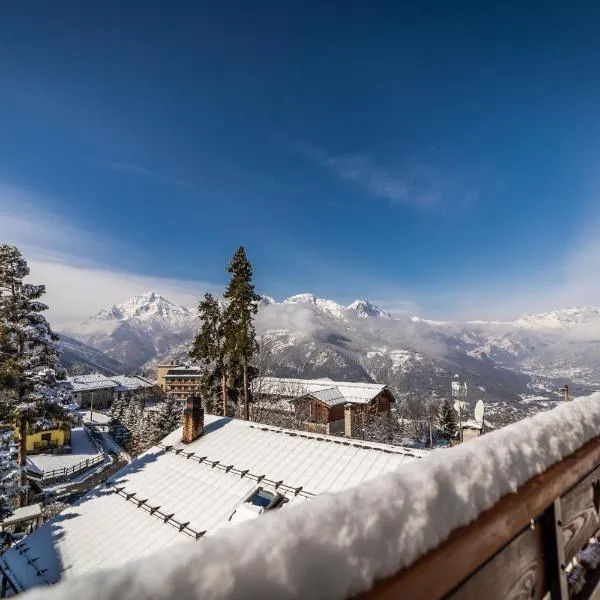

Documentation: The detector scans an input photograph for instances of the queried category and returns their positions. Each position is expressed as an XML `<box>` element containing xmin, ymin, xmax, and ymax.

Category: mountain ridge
<box><xmin>59</xmin><ymin>292</ymin><xmax>600</xmax><ymax>423</ymax></box>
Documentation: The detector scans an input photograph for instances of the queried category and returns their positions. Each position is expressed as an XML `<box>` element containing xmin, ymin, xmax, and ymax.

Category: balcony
<box><xmin>19</xmin><ymin>392</ymin><xmax>600</xmax><ymax>600</ymax></box>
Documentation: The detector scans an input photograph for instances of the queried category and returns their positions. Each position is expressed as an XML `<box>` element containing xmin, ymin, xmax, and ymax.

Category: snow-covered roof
<box><xmin>68</xmin><ymin>374</ymin><xmax>155</xmax><ymax>393</ymax></box>
<box><xmin>0</xmin><ymin>504</ymin><xmax>41</xmax><ymax>529</ymax></box>
<box><xmin>108</xmin><ymin>376</ymin><xmax>155</xmax><ymax>391</ymax></box>
<box><xmin>18</xmin><ymin>392</ymin><xmax>600</xmax><ymax>600</ymax></box>
<box><xmin>68</xmin><ymin>374</ymin><xmax>118</xmax><ymax>392</ymax></box>
<box><xmin>307</xmin><ymin>387</ymin><xmax>347</xmax><ymax>407</ymax></box>
<box><xmin>256</xmin><ymin>377</ymin><xmax>391</xmax><ymax>406</ymax></box>
<box><xmin>0</xmin><ymin>415</ymin><xmax>423</xmax><ymax>593</ymax></box>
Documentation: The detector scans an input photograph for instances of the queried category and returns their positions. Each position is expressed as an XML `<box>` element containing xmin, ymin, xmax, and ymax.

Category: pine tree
<box><xmin>0</xmin><ymin>245</ymin><xmax>71</xmax><ymax>506</ymax></box>
<box><xmin>438</xmin><ymin>398</ymin><xmax>458</xmax><ymax>442</ymax></box>
<box><xmin>189</xmin><ymin>293</ymin><xmax>228</xmax><ymax>415</ymax></box>
<box><xmin>151</xmin><ymin>397</ymin><xmax>183</xmax><ymax>442</ymax></box>
<box><xmin>0</xmin><ymin>429</ymin><xmax>21</xmax><ymax>520</ymax></box>
<box><xmin>222</xmin><ymin>247</ymin><xmax>261</xmax><ymax>420</ymax></box>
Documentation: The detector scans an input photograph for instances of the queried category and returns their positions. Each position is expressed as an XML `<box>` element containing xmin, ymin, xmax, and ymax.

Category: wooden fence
<box><xmin>28</xmin><ymin>453</ymin><xmax>105</xmax><ymax>483</ymax></box>
<box><xmin>359</xmin><ymin>435</ymin><xmax>600</xmax><ymax>600</ymax></box>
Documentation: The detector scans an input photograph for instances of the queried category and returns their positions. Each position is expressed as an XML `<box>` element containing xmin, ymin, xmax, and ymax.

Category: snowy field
<box><xmin>79</xmin><ymin>410</ymin><xmax>112</xmax><ymax>425</ymax></box>
<box><xmin>27</xmin><ymin>427</ymin><xmax>101</xmax><ymax>475</ymax></box>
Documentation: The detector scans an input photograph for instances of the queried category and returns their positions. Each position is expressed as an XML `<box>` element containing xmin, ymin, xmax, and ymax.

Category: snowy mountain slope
<box><xmin>57</xmin><ymin>334</ymin><xmax>126</xmax><ymax>375</ymax></box>
<box><xmin>62</xmin><ymin>292</ymin><xmax>197</xmax><ymax>371</ymax></box>
<box><xmin>63</xmin><ymin>293</ymin><xmax>600</xmax><ymax>420</ymax></box>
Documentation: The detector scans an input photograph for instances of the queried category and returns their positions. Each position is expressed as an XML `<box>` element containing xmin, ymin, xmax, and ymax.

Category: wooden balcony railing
<box><xmin>360</xmin><ymin>434</ymin><xmax>600</xmax><ymax>600</ymax></box>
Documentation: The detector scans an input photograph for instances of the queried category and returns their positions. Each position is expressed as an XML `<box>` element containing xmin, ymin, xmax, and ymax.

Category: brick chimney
<box><xmin>182</xmin><ymin>396</ymin><xmax>204</xmax><ymax>444</ymax></box>
<box><xmin>344</xmin><ymin>403</ymin><xmax>354</xmax><ymax>438</ymax></box>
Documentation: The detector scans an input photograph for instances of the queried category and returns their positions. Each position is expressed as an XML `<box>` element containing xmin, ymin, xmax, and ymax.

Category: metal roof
<box><xmin>0</xmin><ymin>415</ymin><xmax>425</xmax><ymax>593</ymax></box>
<box><xmin>255</xmin><ymin>377</ymin><xmax>391</xmax><ymax>406</ymax></box>
<box><xmin>306</xmin><ymin>387</ymin><xmax>347</xmax><ymax>406</ymax></box>
<box><xmin>68</xmin><ymin>374</ymin><xmax>118</xmax><ymax>392</ymax></box>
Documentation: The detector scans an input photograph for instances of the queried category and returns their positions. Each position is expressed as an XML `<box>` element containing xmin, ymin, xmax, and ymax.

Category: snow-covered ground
<box><xmin>79</xmin><ymin>409</ymin><xmax>112</xmax><ymax>425</ymax></box>
<box><xmin>27</xmin><ymin>427</ymin><xmax>101</xmax><ymax>475</ymax></box>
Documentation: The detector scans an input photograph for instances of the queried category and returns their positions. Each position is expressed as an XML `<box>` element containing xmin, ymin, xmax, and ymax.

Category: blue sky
<box><xmin>1</xmin><ymin>1</ymin><xmax>600</xmax><ymax>323</ymax></box>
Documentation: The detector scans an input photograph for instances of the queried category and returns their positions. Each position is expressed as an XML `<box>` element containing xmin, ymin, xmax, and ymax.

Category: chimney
<box><xmin>182</xmin><ymin>396</ymin><xmax>204</xmax><ymax>444</ymax></box>
<box><xmin>344</xmin><ymin>404</ymin><xmax>354</xmax><ymax>438</ymax></box>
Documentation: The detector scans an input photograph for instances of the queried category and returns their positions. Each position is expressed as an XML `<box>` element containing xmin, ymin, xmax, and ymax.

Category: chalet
<box><xmin>255</xmin><ymin>377</ymin><xmax>395</xmax><ymax>434</ymax></box>
<box><xmin>68</xmin><ymin>374</ymin><xmax>118</xmax><ymax>410</ymax></box>
<box><xmin>68</xmin><ymin>374</ymin><xmax>158</xmax><ymax>410</ymax></box>
<box><xmin>0</xmin><ymin>397</ymin><xmax>424</xmax><ymax>595</ymax></box>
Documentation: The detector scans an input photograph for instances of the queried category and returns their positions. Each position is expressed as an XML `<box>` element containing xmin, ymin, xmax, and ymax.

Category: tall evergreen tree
<box><xmin>151</xmin><ymin>397</ymin><xmax>183</xmax><ymax>441</ymax></box>
<box><xmin>189</xmin><ymin>293</ymin><xmax>228</xmax><ymax>415</ymax></box>
<box><xmin>438</xmin><ymin>398</ymin><xmax>458</xmax><ymax>442</ymax></box>
<box><xmin>0</xmin><ymin>245</ymin><xmax>71</xmax><ymax>505</ymax></box>
<box><xmin>223</xmin><ymin>247</ymin><xmax>261</xmax><ymax>420</ymax></box>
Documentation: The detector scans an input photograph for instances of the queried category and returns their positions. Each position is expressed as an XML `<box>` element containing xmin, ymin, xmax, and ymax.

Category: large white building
<box><xmin>0</xmin><ymin>398</ymin><xmax>425</xmax><ymax>595</ymax></box>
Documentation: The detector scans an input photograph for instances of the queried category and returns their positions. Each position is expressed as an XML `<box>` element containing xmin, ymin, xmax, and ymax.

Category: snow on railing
<box><xmin>28</xmin><ymin>453</ymin><xmax>105</xmax><ymax>482</ymax></box>
<box><xmin>23</xmin><ymin>393</ymin><xmax>600</xmax><ymax>600</ymax></box>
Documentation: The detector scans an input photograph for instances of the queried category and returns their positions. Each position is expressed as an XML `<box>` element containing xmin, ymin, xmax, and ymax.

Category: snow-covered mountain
<box><xmin>61</xmin><ymin>293</ymin><xmax>600</xmax><ymax>424</ymax></box>
<box><xmin>63</xmin><ymin>292</ymin><xmax>197</xmax><ymax>370</ymax></box>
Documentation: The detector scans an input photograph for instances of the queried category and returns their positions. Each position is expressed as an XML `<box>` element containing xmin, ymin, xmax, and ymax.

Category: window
<box><xmin>246</xmin><ymin>488</ymin><xmax>285</xmax><ymax>510</ymax></box>
<box><xmin>41</xmin><ymin>433</ymin><xmax>52</xmax><ymax>443</ymax></box>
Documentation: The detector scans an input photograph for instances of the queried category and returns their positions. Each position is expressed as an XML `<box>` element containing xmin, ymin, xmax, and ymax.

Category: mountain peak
<box><xmin>93</xmin><ymin>292</ymin><xmax>192</xmax><ymax>322</ymax></box>
<box><xmin>347</xmin><ymin>299</ymin><xmax>391</xmax><ymax>318</ymax></box>
<box><xmin>283</xmin><ymin>293</ymin><xmax>318</xmax><ymax>305</ymax></box>
<box><xmin>282</xmin><ymin>293</ymin><xmax>346</xmax><ymax>318</ymax></box>
<box><xmin>514</xmin><ymin>305</ymin><xmax>600</xmax><ymax>330</ymax></box>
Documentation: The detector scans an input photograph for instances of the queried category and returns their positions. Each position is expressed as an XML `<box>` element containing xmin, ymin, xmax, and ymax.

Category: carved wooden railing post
<box><xmin>542</xmin><ymin>499</ymin><xmax>569</xmax><ymax>599</ymax></box>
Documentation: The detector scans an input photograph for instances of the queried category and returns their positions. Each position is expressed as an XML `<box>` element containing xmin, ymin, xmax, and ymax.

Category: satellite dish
<box><xmin>454</xmin><ymin>401</ymin><xmax>467</xmax><ymax>412</ymax></box>
<box><xmin>474</xmin><ymin>400</ymin><xmax>485</xmax><ymax>422</ymax></box>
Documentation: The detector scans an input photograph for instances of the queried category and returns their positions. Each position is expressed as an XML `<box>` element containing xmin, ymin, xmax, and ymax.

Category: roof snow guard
<box><xmin>0</xmin><ymin>414</ymin><xmax>423</xmax><ymax>594</ymax></box>
<box><xmin>247</xmin><ymin>424</ymin><xmax>420</xmax><ymax>459</ymax></box>
<box><xmin>109</xmin><ymin>485</ymin><xmax>206</xmax><ymax>540</ymax></box>
<box><xmin>156</xmin><ymin>443</ymin><xmax>315</xmax><ymax>500</ymax></box>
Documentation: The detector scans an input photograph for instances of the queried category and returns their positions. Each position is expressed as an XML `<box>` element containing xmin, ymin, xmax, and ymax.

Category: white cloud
<box><xmin>92</xmin><ymin>160</ymin><xmax>193</xmax><ymax>189</ymax></box>
<box><xmin>292</xmin><ymin>143</ymin><xmax>471</xmax><ymax>208</ymax></box>
<box><xmin>0</xmin><ymin>183</ymin><xmax>218</xmax><ymax>327</ymax></box>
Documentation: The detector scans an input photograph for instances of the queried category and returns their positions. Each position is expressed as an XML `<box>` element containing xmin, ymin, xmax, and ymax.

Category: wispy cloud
<box><xmin>93</xmin><ymin>160</ymin><xmax>193</xmax><ymax>189</ymax></box>
<box><xmin>293</xmin><ymin>142</ymin><xmax>474</xmax><ymax>209</ymax></box>
<box><xmin>0</xmin><ymin>183</ymin><xmax>218</xmax><ymax>326</ymax></box>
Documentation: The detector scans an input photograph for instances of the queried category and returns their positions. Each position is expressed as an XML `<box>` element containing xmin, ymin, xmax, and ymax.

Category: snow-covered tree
<box><xmin>223</xmin><ymin>247</ymin><xmax>261</xmax><ymax>420</ymax></box>
<box><xmin>0</xmin><ymin>245</ymin><xmax>71</xmax><ymax>505</ymax></box>
<box><xmin>0</xmin><ymin>430</ymin><xmax>21</xmax><ymax>520</ymax></box>
<box><xmin>128</xmin><ymin>406</ymin><xmax>154</xmax><ymax>456</ymax></box>
<box><xmin>438</xmin><ymin>398</ymin><xmax>458</xmax><ymax>441</ymax></box>
<box><xmin>190</xmin><ymin>293</ymin><xmax>228</xmax><ymax>415</ymax></box>
<box><xmin>151</xmin><ymin>397</ymin><xmax>183</xmax><ymax>442</ymax></box>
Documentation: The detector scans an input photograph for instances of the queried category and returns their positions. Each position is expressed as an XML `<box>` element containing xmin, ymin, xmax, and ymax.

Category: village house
<box><xmin>0</xmin><ymin>397</ymin><xmax>425</xmax><ymax>595</ymax></box>
<box><xmin>12</xmin><ymin>420</ymin><xmax>71</xmax><ymax>455</ymax></box>
<box><xmin>254</xmin><ymin>377</ymin><xmax>395</xmax><ymax>434</ymax></box>
<box><xmin>68</xmin><ymin>374</ymin><xmax>118</xmax><ymax>410</ymax></box>
<box><xmin>68</xmin><ymin>374</ymin><xmax>158</xmax><ymax>410</ymax></box>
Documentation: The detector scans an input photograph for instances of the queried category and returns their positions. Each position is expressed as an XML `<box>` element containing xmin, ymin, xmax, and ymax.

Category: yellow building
<box><xmin>13</xmin><ymin>421</ymin><xmax>71</xmax><ymax>454</ymax></box>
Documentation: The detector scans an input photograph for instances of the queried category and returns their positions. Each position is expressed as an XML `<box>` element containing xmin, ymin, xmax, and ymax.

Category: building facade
<box><xmin>157</xmin><ymin>364</ymin><xmax>203</xmax><ymax>401</ymax></box>
<box><xmin>13</xmin><ymin>421</ymin><xmax>71</xmax><ymax>454</ymax></box>
<box><xmin>254</xmin><ymin>377</ymin><xmax>395</xmax><ymax>435</ymax></box>
<box><xmin>68</xmin><ymin>374</ymin><xmax>159</xmax><ymax>410</ymax></box>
